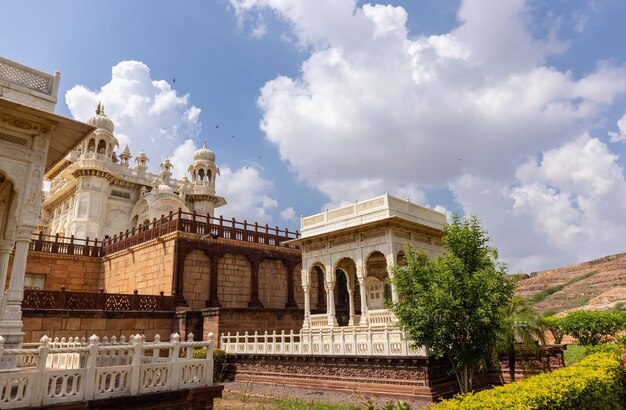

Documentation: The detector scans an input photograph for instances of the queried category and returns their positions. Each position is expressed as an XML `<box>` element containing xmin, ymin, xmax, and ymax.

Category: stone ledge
<box><xmin>27</xmin><ymin>385</ymin><xmax>224</xmax><ymax>410</ymax></box>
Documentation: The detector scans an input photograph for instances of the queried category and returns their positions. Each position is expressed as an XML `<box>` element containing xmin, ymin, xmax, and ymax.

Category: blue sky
<box><xmin>2</xmin><ymin>0</ymin><xmax>626</xmax><ymax>272</ymax></box>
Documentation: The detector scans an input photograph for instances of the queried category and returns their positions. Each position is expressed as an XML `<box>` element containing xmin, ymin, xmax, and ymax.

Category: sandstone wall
<box><xmin>102</xmin><ymin>234</ymin><xmax>175</xmax><ymax>295</ymax></box>
<box><xmin>7</xmin><ymin>251</ymin><xmax>100</xmax><ymax>292</ymax></box>
<box><xmin>183</xmin><ymin>250</ymin><xmax>211</xmax><ymax>311</ymax></box>
<box><xmin>217</xmin><ymin>253</ymin><xmax>251</xmax><ymax>308</ymax></box>
<box><xmin>202</xmin><ymin>308</ymin><xmax>305</xmax><ymax>341</ymax></box>
<box><xmin>259</xmin><ymin>259</ymin><xmax>287</xmax><ymax>309</ymax></box>
<box><xmin>22</xmin><ymin>311</ymin><xmax>174</xmax><ymax>343</ymax></box>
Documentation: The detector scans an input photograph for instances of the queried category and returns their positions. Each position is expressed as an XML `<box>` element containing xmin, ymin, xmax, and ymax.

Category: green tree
<box><xmin>560</xmin><ymin>310</ymin><xmax>626</xmax><ymax>346</ymax></box>
<box><xmin>392</xmin><ymin>215</ymin><xmax>515</xmax><ymax>393</ymax></box>
<box><xmin>497</xmin><ymin>296</ymin><xmax>546</xmax><ymax>382</ymax></box>
<box><xmin>541</xmin><ymin>316</ymin><xmax>564</xmax><ymax>344</ymax></box>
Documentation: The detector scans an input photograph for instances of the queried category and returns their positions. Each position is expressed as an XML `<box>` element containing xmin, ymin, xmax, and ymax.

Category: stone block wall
<box><xmin>259</xmin><ymin>259</ymin><xmax>287</xmax><ymax>309</ymax></box>
<box><xmin>22</xmin><ymin>310</ymin><xmax>175</xmax><ymax>343</ymax></box>
<box><xmin>217</xmin><ymin>253</ymin><xmax>251</xmax><ymax>308</ymax></box>
<box><xmin>102</xmin><ymin>234</ymin><xmax>175</xmax><ymax>295</ymax></box>
<box><xmin>202</xmin><ymin>307</ymin><xmax>305</xmax><ymax>341</ymax></box>
<box><xmin>183</xmin><ymin>250</ymin><xmax>211</xmax><ymax>311</ymax></box>
<box><xmin>6</xmin><ymin>251</ymin><xmax>101</xmax><ymax>292</ymax></box>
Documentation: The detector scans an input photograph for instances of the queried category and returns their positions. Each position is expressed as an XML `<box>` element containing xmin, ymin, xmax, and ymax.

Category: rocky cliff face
<box><xmin>517</xmin><ymin>252</ymin><xmax>626</xmax><ymax>314</ymax></box>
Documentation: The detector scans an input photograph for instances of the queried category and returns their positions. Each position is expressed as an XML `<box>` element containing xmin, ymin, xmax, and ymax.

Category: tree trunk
<box><xmin>507</xmin><ymin>346</ymin><xmax>516</xmax><ymax>383</ymax></box>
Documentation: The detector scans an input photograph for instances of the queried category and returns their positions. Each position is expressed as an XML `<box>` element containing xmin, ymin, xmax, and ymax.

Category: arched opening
<box><xmin>0</xmin><ymin>173</ymin><xmax>16</xmax><ymax>242</ymax></box>
<box><xmin>366</xmin><ymin>251</ymin><xmax>390</xmax><ymax>310</ymax></box>
<box><xmin>198</xmin><ymin>168</ymin><xmax>205</xmax><ymax>184</ymax></box>
<box><xmin>335</xmin><ymin>257</ymin><xmax>359</xmax><ymax>326</ymax></box>
<box><xmin>310</xmin><ymin>265</ymin><xmax>326</xmax><ymax>310</ymax></box>
<box><xmin>87</xmin><ymin>138</ymin><xmax>96</xmax><ymax>152</ymax></box>
<box><xmin>97</xmin><ymin>139</ymin><xmax>107</xmax><ymax>154</ymax></box>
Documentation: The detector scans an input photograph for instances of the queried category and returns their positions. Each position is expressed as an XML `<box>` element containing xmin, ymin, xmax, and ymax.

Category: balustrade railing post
<box><xmin>131</xmin><ymin>289</ymin><xmax>139</xmax><ymax>310</ymax></box>
<box><xmin>97</xmin><ymin>288</ymin><xmax>106</xmax><ymax>309</ymax></box>
<box><xmin>383</xmin><ymin>325</ymin><xmax>389</xmax><ymax>355</ymax></box>
<box><xmin>289</xmin><ymin>330</ymin><xmax>294</xmax><ymax>355</ymax></box>
<box><xmin>244</xmin><ymin>331</ymin><xmax>249</xmax><ymax>354</ymax></box>
<box><xmin>32</xmin><ymin>336</ymin><xmax>50</xmax><ymax>406</ymax></box>
<box><xmin>57</xmin><ymin>286</ymin><xmax>67</xmax><ymax>309</ymax></box>
<box><xmin>253</xmin><ymin>331</ymin><xmax>258</xmax><ymax>354</ymax></box>
<box><xmin>206</xmin><ymin>333</ymin><xmax>215</xmax><ymax>386</ymax></box>
<box><xmin>35</xmin><ymin>231</ymin><xmax>44</xmax><ymax>251</ymax></box>
<box><xmin>177</xmin><ymin>208</ymin><xmax>183</xmax><ymax>230</ymax></box>
<box><xmin>282</xmin><ymin>330</ymin><xmax>287</xmax><ymax>353</ymax></box>
<box><xmin>130</xmin><ymin>334</ymin><xmax>143</xmax><ymax>395</ymax></box>
<box><xmin>367</xmin><ymin>328</ymin><xmax>373</xmax><ymax>355</ymax></box>
<box><xmin>68</xmin><ymin>235</ymin><xmax>75</xmax><ymax>254</ymax></box>
<box><xmin>84</xmin><ymin>334</ymin><xmax>99</xmax><ymax>400</ymax></box>
<box><xmin>158</xmin><ymin>290</ymin><xmax>165</xmax><ymax>310</ymax></box>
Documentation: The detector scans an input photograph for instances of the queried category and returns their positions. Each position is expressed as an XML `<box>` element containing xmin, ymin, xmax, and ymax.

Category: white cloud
<box><xmin>609</xmin><ymin>113</ymin><xmax>626</xmax><ymax>143</ymax></box>
<box><xmin>216</xmin><ymin>165</ymin><xmax>278</xmax><ymax>224</ymax></box>
<box><xmin>453</xmin><ymin>136</ymin><xmax>626</xmax><ymax>272</ymax></box>
<box><xmin>230</xmin><ymin>0</ymin><xmax>626</xmax><ymax>271</ymax></box>
<box><xmin>66</xmin><ymin>61</ymin><xmax>280</xmax><ymax>225</ymax></box>
<box><xmin>280</xmin><ymin>206</ymin><xmax>297</xmax><ymax>221</ymax></box>
<box><xmin>65</xmin><ymin>60</ymin><xmax>201</xmax><ymax>172</ymax></box>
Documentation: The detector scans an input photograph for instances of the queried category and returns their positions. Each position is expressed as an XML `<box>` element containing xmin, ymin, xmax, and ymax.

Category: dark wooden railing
<box><xmin>30</xmin><ymin>232</ymin><xmax>103</xmax><ymax>257</ymax></box>
<box><xmin>29</xmin><ymin>210</ymin><xmax>300</xmax><ymax>257</ymax></box>
<box><xmin>22</xmin><ymin>288</ymin><xmax>174</xmax><ymax>312</ymax></box>
<box><xmin>102</xmin><ymin>209</ymin><xmax>300</xmax><ymax>254</ymax></box>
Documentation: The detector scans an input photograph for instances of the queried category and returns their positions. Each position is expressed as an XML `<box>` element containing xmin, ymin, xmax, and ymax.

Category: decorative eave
<box><xmin>286</xmin><ymin>215</ymin><xmax>443</xmax><ymax>248</ymax></box>
<box><xmin>0</xmin><ymin>98</ymin><xmax>95</xmax><ymax>175</ymax></box>
<box><xmin>43</xmin><ymin>184</ymin><xmax>77</xmax><ymax>210</ymax></box>
<box><xmin>186</xmin><ymin>194</ymin><xmax>227</xmax><ymax>208</ymax></box>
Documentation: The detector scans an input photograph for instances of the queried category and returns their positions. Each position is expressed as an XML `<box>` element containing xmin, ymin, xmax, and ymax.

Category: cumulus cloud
<box><xmin>280</xmin><ymin>206</ymin><xmax>297</xmax><ymax>222</ymax></box>
<box><xmin>609</xmin><ymin>113</ymin><xmax>626</xmax><ymax>143</ymax></box>
<box><xmin>453</xmin><ymin>136</ymin><xmax>626</xmax><ymax>271</ymax></box>
<box><xmin>216</xmin><ymin>165</ymin><xmax>278</xmax><ymax>224</ymax></box>
<box><xmin>230</xmin><ymin>0</ymin><xmax>626</xmax><ymax>271</ymax></box>
<box><xmin>65</xmin><ymin>60</ymin><xmax>202</xmax><ymax>171</ymax></box>
<box><xmin>65</xmin><ymin>61</ymin><xmax>280</xmax><ymax>224</ymax></box>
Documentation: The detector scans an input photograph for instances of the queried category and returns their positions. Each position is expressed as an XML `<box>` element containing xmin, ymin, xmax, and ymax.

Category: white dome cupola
<box><xmin>82</xmin><ymin>102</ymin><xmax>119</xmax><ymax>161</ymax></box>
<box><xmin>188</xmin><ymin>142</ymin><xmax>219</xmax><ymax>190</ymax></box>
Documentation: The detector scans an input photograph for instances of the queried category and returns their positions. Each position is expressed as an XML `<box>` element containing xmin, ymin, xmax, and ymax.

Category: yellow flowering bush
<box><xmin>433</xmin><ymin>353</ymin><xmax>626</xmax><ymax>410</ymax></box>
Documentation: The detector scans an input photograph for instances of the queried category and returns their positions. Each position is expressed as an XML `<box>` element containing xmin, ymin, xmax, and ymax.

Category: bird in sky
<box><xmin>172</xmin><ymin>78</ymin><xmax>176</xmax><ymax>84</ymax></box>
<box><xmin>215</xmin><ymin>125</ymin><xmax>219</xmax><ymax>129</ymax></box>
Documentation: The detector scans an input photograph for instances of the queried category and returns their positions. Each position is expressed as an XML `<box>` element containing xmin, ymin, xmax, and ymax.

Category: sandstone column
<box><xmin>0</xmin><ymin>240</ymin><xmax>13</xmax><ymax>294</ymax></box>
<box><xmin>247</xmin><ymin>255</ymin><xmax>264</xmax><ymax>308</ymax></box>
<box><xmin>357</xmin><ymin>263</ymin><xmax>368</xmax><ymax>326</ymax></box>
<box><xmin>0</xmin><ymin>228</ymin><xmax>32</xmax><ymax>369</ymax></box>
<box><xmin>207</xmin><ymin>251</ymin><xmax>224</xmax><ymax>307</ymax></box>
<box><xmin>283</xmin><ymin>260</ymin><xmax>298</xmax><ymax>308</ymax></box>
<box><xmin>302</xmin><ymin>279</ymin><xmax>311</xmax><ymax>329</ymax></box>
<box><xmin>347</xmin><ymin>274</ymin><xmax>356</xmax><ymax>326</ymax></box>
<box><xmin>325</xmin><ymin>281</ymin><xmax>337</xmax><ymax>327</ymax></box>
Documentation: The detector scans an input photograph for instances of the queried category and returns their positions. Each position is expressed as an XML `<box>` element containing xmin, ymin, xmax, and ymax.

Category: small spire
<box><xmin>95</xmin><ymin>102</ymin><xmax>101</xmax><ymax>115</ymax></box>
<box><xmin>101</xmin><ymin>104</ymin><xmax>105</xmax><ymax>115</ymax></box>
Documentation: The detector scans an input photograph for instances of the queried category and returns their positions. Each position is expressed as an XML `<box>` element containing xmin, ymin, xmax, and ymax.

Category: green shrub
<box><xmin>560</xmin><ymin>310</ymin><xmax>625</xmax><ymax>346</ymax></box>
<box><xmin>433</xmin><ymin>352</ymin><xmax>626</xmax><ymax>409</ymax></box>
<box><xmin>193</xmin><ymin>347</ymin><xmax>228</xmax><ymax>382</ymax></box>
<box><xmin>540</xmin><ymin>316</ymin><xmax>563</xmax><ymax>344</ymax></box>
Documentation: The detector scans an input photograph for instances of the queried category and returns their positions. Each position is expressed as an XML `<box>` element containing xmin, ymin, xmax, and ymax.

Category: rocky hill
<box><xmin>517</xmin><ymin>252</ymin><xmax>626</xmax><ymax>315</ymax></box>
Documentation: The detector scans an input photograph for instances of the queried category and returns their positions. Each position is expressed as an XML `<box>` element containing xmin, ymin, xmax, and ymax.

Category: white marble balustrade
<box><xmin>0</xmin><ymin>332</ymin><xmax>214</xmax><ymax>409</ymax></box>
<box><xmin>220</xmin><ymin>327</ymin><xmax>427</xmax><ymax>357</ymax></box>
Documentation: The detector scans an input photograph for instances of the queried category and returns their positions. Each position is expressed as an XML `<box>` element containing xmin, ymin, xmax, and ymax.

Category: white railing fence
<box><xmin>0</xmin><ymin>332</ymin><xmax>214</xmax><ymax>409</ymax></box>
<box><xmin>220</xmin><ymin>327</ymin><xmax>427</xmax><ymax>357</ymax></box>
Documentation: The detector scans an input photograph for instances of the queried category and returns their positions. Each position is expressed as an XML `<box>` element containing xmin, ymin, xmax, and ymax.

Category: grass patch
<box><xmin>530</xmin><ymin>271</ymin><xmax>598</xmax><ymax>303</ymax></box>
<box><xmin>564</xmin><ymin>344</ymin><xmax>586</xmax><ymax>366</ymax></box>
<box><xmin>276</xmin><ymin>399</ymin><xmax>363</xmax><ymax>410</ymax></box>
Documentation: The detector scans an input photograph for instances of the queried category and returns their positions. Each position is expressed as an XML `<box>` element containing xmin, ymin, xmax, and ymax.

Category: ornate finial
<box><xmin>101</xmin><ymin>104</ymin><xmax>105</xmax><ymax>115</ymax></box>
<box><xmin>95</xmin><ymin>102</ymin><xmax>101</xmax><ymax>115</ymax></box>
